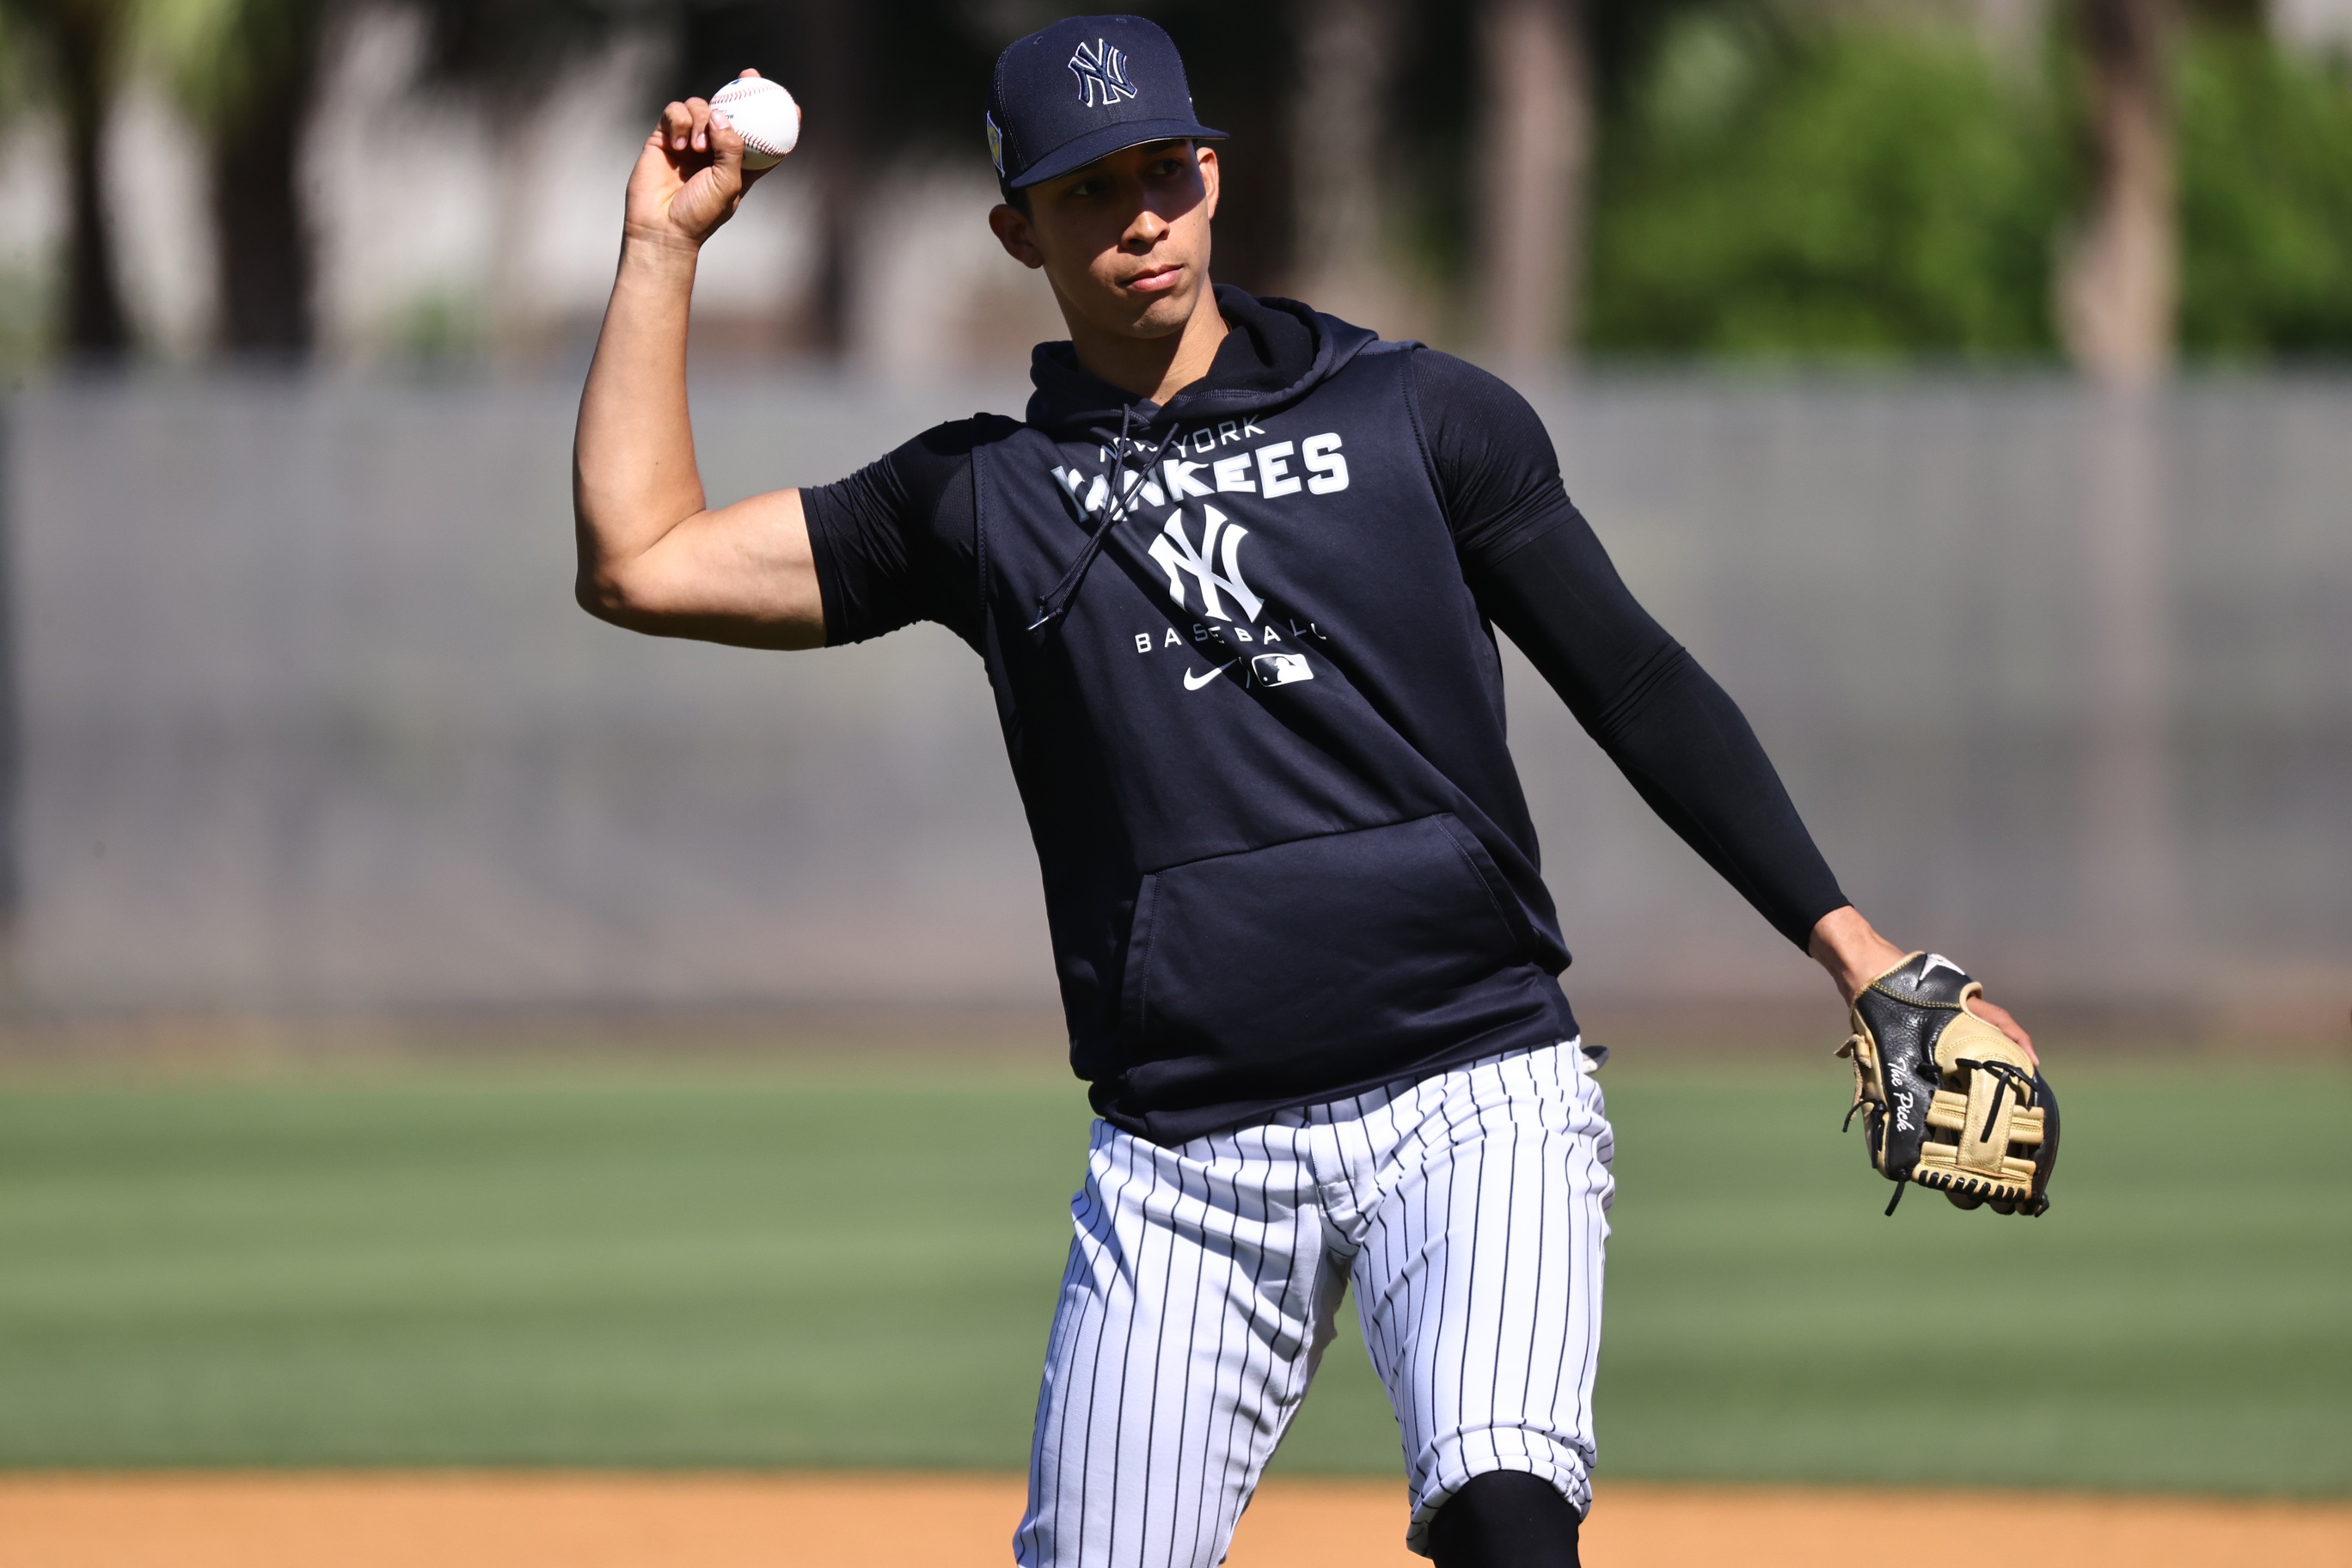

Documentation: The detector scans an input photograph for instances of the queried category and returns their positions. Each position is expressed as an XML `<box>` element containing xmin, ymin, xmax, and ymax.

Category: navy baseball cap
<box><xmin>986</xmin><ymin>15</ymin><xmax>1226</xmax><ymax>191</ymax></box>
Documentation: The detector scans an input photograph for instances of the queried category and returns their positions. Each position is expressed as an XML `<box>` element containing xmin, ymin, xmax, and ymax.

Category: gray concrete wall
<box><xmin>7</xmin><ymin>374</ymin><xmax>2347</xmax><ymax>1037</ymax></box>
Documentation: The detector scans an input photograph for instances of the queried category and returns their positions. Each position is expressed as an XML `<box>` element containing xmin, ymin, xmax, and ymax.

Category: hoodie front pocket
<box><xmin>1119</xmin><ymin>814</ymin><xmax>1535</xmax><ymax>1105</ymax></box>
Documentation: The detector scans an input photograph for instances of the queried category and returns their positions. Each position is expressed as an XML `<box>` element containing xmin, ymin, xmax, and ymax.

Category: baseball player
<box><xmin>573</xmin><ymin>15</ymin><xmax>2049</xmax><ymax>1566</ymax></box>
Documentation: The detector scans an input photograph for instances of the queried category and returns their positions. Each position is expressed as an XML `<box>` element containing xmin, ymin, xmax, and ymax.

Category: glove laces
<box><xmin>1952</xmin><ymin>1057</ymin><xmax>2039</xmax><ymax>1141</ymax></box>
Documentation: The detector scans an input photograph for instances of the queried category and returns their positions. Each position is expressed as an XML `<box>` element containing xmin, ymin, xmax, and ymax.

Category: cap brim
<box><xmin>1008</xmin><ymin>119</ymin><xmax>1228</xmax><ymax>188</ymax></box>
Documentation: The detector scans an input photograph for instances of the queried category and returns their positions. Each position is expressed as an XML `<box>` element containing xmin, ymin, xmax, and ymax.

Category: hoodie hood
<box><xmin>1025</xmin><ymin>285</ymin><xmax>1381</xmax><ymax>434</ymax></box>
<box><xmin>971</xmin><ymin>291</ymin><xmax>1577</xmax><ymax>1142</ymax></box>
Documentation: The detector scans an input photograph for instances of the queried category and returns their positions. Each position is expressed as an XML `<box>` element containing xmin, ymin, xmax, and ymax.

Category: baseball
<box><xmin>709</xmin><ymin>75</ymin><xmax>799</xmax><ymax>169</ymax></box>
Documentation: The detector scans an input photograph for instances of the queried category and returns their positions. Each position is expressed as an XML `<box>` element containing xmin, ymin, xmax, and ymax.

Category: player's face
<box><xmin>989</xmin><ymin>141</ymin><xmax>1220</xmax><ymax>341</ymax></box>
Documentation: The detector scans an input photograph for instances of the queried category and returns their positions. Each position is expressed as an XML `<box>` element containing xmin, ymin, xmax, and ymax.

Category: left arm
<box><xmin>1467</xmin><ymin>514</ymin><xmax>1844</xmax><ymax>952</ymax></box>
<box><xmin>1412</xmin><ymin>351</ymin><xmax>2032</xmax><ymax>1054</ymax></box>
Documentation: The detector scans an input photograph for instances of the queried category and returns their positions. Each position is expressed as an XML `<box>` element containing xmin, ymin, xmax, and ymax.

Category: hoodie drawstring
<box><xmin>1028</xmin><ymin>403</ymin><xmax>1180</xmax><ymax>634</ymax></box>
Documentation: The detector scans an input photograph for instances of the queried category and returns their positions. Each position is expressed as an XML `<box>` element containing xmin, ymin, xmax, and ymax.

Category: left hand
<box><xmin>1808</xmin><ymin>905</ymin><xmax>2037</xmax><ymax>1064</ymax></box>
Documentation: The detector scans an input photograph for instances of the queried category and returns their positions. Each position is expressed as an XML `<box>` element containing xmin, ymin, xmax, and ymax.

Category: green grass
<box><xmin>1</xmin><ymin>1057</ymin><xmax>2344</xmax><ymax>1493</ymax></box>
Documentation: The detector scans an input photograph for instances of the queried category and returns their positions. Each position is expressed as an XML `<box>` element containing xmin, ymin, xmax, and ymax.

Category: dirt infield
<box><xmin>3</xmin><ymin>1473</ymin><xmax>2347</xmax><ymax>1566</ymax></box>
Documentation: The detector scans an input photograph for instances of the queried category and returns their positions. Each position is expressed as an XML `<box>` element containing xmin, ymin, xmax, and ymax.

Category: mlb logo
<box><xmin>1253</xmin><ymin>652</ymin><xmax>1314</xmax><ymax>687</ymax></box>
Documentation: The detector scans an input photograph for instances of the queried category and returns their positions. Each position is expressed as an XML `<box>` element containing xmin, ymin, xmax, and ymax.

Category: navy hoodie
<box><xmin>805</xmin><ymin>288</ymin><xmax>1852</xmax><ymax>1140</ymax></box>
<box><xmin>916</xmin><ymin>294</ymin><xmax>1583</xmax><ymax>1143</ymax></box>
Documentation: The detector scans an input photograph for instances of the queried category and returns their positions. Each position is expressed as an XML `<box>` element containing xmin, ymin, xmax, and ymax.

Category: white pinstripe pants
<box><xmin>1014</xmin><ymin>1040</ymin><xmax>1614</xmax><ymax>1567</ymax></box>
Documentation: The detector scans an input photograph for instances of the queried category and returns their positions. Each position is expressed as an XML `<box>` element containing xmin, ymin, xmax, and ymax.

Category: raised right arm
<box><xmin>572</xmin><ymin>76</ymin><xmax>824</xmax><ymax>650</ymax></box>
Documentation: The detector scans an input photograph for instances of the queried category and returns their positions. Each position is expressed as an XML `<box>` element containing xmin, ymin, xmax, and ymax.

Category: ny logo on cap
<box><xmin>1068</xmin><ymin>39</ymin><xmax>1137</xmax><ymax>107</ymax></box>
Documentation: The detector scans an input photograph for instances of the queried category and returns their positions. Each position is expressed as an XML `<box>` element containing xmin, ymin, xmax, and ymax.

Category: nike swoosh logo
<box><xmin>1183</xmin><ymin>660</ymin><xmax>1237</xmax><ymax>691</ymax></box>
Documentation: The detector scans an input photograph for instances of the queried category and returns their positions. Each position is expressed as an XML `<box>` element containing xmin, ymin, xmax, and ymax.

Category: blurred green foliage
<box><xmin>0</xmin><ymin>4</ymin><xmax>45</xmax><ymax>368</ymax></box>
<box><xmin>7</xmin><ymin>0</ymin><xmax>2352</xmax><ymax>362</ymax></box>
<box><xmin>0</xmin><ymin>3</ymin><xmax>32</xmax><ymax>123</ymax></box>
<box><xmin>136</xmin><ymin>0</ymin><xmax>354</xmax><ymax>145</ymax></box>
<box><xmin>1581</xmin><ymin>15</ymin><xmax>2352</xmax><ymax>363</ymax></box>
<box><xmin>1584</xmin><ymin>17</ymin><xmax>2066</xmax><ymax>360</ymax></box>
<box><xmin>2177</xmin><ymin>30</ymin><xmax>2352</xmax><ymax>357</ymax></box>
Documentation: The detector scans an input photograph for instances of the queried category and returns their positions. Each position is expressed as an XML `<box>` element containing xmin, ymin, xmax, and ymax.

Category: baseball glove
<box><xmin>1838</xmin><ymin>952</ymin><xmax>2057</xmax><ymax>1216</ymax></box>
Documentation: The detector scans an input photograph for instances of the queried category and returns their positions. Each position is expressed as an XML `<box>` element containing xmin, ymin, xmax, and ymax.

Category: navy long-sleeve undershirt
<box><xmin>801</xmin><ymin>307</ymin><xmax>1847</xmax><ymax>950</ymax></box>
<box><xmin>1408</xmin><ymin>347</ymin><xmax>1847</xmax><ymax>950</ymax></box>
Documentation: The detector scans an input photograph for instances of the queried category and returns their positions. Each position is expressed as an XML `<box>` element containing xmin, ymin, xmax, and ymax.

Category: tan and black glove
<box><xmin>1839</xmin><ymin>952</ymin><xmax>2057</xmax><ymax>1216</ymax></box>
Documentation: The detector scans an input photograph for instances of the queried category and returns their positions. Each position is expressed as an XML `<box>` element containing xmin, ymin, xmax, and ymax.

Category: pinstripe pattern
<box><xmin>1015</xmin><ymin>1040</ymin><xmax>1614</xmax><ymax>1566</ymax></box>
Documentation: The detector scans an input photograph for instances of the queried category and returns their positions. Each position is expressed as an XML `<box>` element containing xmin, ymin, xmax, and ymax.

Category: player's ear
<box><xmin>1195</xmin><ymin>145</ymin><xmax>1219</xmax><ymax>221</ymax></box>
<box><xmin>989</xmin><ymin>203</ymin><xmax>1045</xmax><ymax>270</ymax></box>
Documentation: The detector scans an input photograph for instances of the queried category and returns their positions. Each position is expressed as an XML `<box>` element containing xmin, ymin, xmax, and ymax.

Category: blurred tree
<box><xmin>2058</xmin><ymin>0</ymin><xmax>2178</xmax><ymax>383</ymax></box>
<box><xmin>1376</xmin><ymin>0</ymin><xmax>1712</xmax><ymax>348</ymax></box>
<box><xmin>1289</xmin><ymin>0</ymin><xmax>1405</xmax><ymax>319</ymax></box>
<box><xmin>674</xmin><ymin>0</ymin><xmax>868</xmax><ymax>353</ymax></box>
<box><xmin>1585</xmin><ymin>17</ymin><xmax>2064</xmax><ymax>358</ymax></box>
<box><xmin>409</xmin><ymin>0</ymin><xmax>1001</xmax><ymax>353</ymax></box>
<box><xmin>1476</xmin><ymin>0</ymin><xmax>1592</xmax><ymax>362</ymax></box>
<box><xmin>405</xmin><ymin>0</ymin><xmax>1310</xmax><ymax>352</ymax></box>
<box><xmin>1136</xmin><ymin>1</ymin><xmax>1299</xmax><ymax>295</ymax></box>
<box><xmin>409</xmin><ymin>0</ymin><xmax>647</xmax><ymax>89</ymax></box>
<box><xmin>403</xmin><ymin>0</ymin><xmax>652</xmax><ymax>356</ymax></box>
<box><xmin>147</xmin><ymin>0</ymin><xmax>336</xmax><ymax>356</ymax></box>
<box><xmin>2177</xmin><ymin>28</ymin><xmax>2352</xmax><ymax>355</ymax></box>
<box><xmin>665</xmin><ymin>1</ymin><xmax>1300</xmax><ymax>334</ymax></box>
<box><xmin>0</xmin><ymin>0</ymin><xmax>135</xmax><ymax>358</ymax></box>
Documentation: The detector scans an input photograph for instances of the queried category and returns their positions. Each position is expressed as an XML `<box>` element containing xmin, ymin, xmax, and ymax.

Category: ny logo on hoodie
<box><xmin>1148</xmin><ymin>506</ymin><xmax>1262</xmax><ymax>622</ymax></box>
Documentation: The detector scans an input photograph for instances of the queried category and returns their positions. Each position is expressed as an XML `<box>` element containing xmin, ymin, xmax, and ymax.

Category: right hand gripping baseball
<box><xmin>625</xmin><ymin>70</ymin><xmax>776</xmax><ymax>251</ymax></box>
<box><xmin>1838</xmin><ymin>952</ymin><xmax>2059</xmax><ymax>1216</ymax></box>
